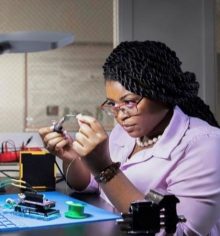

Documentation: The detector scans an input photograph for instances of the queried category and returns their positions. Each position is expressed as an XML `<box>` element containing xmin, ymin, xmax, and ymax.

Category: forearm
<box><xmin>100</xmin><ymin>170</ymin><xmax>145</xmax><ymax>213</ymax></box>
<box><xmin>63</xmin><ymin>158</ymin><xmax>91</xmax><ymax>191</ymax></box>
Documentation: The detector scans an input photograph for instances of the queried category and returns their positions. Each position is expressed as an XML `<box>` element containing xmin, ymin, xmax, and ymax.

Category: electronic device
<box><xmin>14</xmin><ymin>192</ymin><xmax>60</xmax><ymax>220</ymax></box>
<box><xmin>19</xmin><ymin>151</ymin><xmax>56</xmax><ymax>191</ymax></box>
<box><xmin>117</xmin><ymin>189</ymin><xmax>186</xmax><ymax>235</ymax></box>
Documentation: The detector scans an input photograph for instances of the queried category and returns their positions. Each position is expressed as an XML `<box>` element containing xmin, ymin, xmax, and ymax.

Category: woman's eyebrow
<box><xmin>106</xmin><ymin>93</ymin><xmax>137</xmax><ymax>102</ymax></box>
<box><xmin>121</xmin><ymin>94</ymin><xmax>138</xmax><ymax>100</ymax></box>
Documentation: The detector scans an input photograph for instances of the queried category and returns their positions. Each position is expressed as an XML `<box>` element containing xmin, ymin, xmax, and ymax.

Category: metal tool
<box><xmin>53</xmin><ymin>114</ymin><xmax>77</xmax><ymax>133</ymax></box>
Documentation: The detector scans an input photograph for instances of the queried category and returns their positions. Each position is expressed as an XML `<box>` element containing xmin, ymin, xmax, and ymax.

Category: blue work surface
<box><xmin>0</xmin><ymin>191</ymin><xmax>121</xmax><ymax>232</ymax></box>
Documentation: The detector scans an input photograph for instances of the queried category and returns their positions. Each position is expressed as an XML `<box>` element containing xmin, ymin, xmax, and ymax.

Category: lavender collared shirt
<box><xmin>84</xmin><ymin>106</ymin><xmax>220</xmax><ymax>235</ymax></box>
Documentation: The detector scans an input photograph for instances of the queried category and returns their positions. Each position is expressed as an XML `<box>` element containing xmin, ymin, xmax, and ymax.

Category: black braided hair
<box><xmin>102</xmin><ymin>41</ymin><xmax>219</xmax><ymax>128</ymax></box>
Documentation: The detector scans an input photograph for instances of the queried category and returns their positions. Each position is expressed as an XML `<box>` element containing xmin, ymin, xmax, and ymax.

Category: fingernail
<box><xmin>63</xmin><ymin>130</ymin><xmax>68</xmax><ymax>139</ymax></box>
<box><xmin>51</xmin><ymin>120</ymin><xmax>56</xmax><ymax>125</ymax></box>
<box><xmin>76</xmin><ymin>113</ymin><xmax>82</xmax><ymax>119</ymax></box>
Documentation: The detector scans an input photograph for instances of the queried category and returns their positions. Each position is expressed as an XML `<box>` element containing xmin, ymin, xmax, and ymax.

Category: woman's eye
<box><xmin>106</xmin><ymin>101</ymin><xmax>115</xmax><ymax>106</ymax></box>
<box><xmin>124</xmin><ymin>100</ymin><xmax>136</xmax><ymax>107</ymax></box>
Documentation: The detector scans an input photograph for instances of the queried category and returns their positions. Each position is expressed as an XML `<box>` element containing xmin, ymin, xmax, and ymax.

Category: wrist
<box><xmin>61</xmin><ymin>148</ymin><xmax>79</xmax><ymax>162</ymax></box>
<box><xmin>83</xmin><ymin>157</ymin><xmax>113</xmax><ymax>176</ymax></box>
<box><xmin>94</xmin><ymin>162</ymin><xmax>121</xmax><ymax>184</ymax></box>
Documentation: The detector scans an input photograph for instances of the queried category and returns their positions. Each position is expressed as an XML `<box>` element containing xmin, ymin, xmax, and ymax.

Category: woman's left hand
<box><xmin>73</xmin><ymin>114</ymin><xmax>112</xmax><ymax>174</ymax></box>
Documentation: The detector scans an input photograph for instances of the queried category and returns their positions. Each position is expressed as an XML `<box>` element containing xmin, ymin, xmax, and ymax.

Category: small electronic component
<box><xmin>4</xmin><ymin>198</ymin><xmax>16</xmax><ymax>209</ymax></box>
<box><xmin>53</xmin><ymin>114</ymin><xmax>77</xmax><ymax>133</ymax></box>
<box><xmin>65</xmin><ymin>201</ymin><xmax>89</xmax><ymax>219</ymax></box>
<box><xmin>14</xmin><ymin>192</ymin><xmax>60</xmax><ymax>220</ymax></box>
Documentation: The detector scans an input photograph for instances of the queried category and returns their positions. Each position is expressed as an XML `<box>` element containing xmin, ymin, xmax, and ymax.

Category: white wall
<box><xmin>0</xmin><ymin>0</ymin><xmax>113</xmax><ymax>174</ymax></box>
<box><xmin>0</xmin><ymin>0</ymin><xmax>113</xmax><ymax>132</ymax></box>
<box><xmin>115</xmin><ymin>0</ymin><xmax>218</xmax><ymax>118</ymax></box>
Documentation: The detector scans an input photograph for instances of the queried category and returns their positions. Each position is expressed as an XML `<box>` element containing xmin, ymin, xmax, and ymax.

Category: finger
<box><xmin>43</xmin><ymin>132</ymin><xmax>63</xmax><ymax>144</ymax></box>
<box><xmin>76</xmin><ymin>118</ymin><xmax>107</xmax><ymax>152</ymax></box>
<box><xmin>78</xmin><ymin>125</ymin><xmax>89</xmax><ymax>138</ymax></box>
<box><xmin>74</xmin><ymin>130</ymin><xmax>103</xmax><ymax>157</ymax></box>
<box><xmin>77</xmin><ymin>124</ymin><xmax>101</xmax><ymax>146</ymax></box>
<box><xmin>78</xmin><ymin>123</ymin><xmax>96</xmax><ymax>140</ymax></box>
<box><xmin>75</xmin><ymin>131</ymin><xmax>88</xmax><ymax>147</ymax></box>
<box><xmin>46</xmin><ymin>136</ymin><xmax>66</xmax><ymax>151</ymax></box>
<box><xmin>72</xmin><ymin>140</ymin><xmax>88</xmax><ymax>157</ymax></box>
<box><xmin>63</xmin><ymin>130</ymin><xmax>73</xmax><ymax>140</ymax></box>
<box><xmin>38</xmin><ymin>126</ymin><xmax>52</xmax><ymax>138</ymax></box>
<box><xmin>76</xmin><ymin>114</ymin><xmax>103</xmax><ymax>132</ymax></box>
<box><xmin>54</xmin><ymin>138</ymin><xmax>70</xmax><ymax>151</ymax></box>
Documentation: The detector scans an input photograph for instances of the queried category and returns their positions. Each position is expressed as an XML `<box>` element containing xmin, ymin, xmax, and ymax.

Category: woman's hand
<box><xmin>73</xmin><ymin>114</ymin><xmax>112</xmax><ymax>174</ymax></box>
<box><xmin>38</xmin><ymin>126</ymin><xmax>78</xmax><ymax>162</ymax></box>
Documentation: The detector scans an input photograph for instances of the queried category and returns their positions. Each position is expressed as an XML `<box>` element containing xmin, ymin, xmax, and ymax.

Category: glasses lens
<box><xmin>101</xmin><ymin>97</ymin><xmax>142</xmax><ymax>117</ymax></box>
<box><xmin>121</xmin><ymin>103</ymin><xmax>138</xmax><ymax>116</ymax></box>
<box><xmin>101</xmin><ymin>105</ymin><xmax>115</xmax><ymax>116</ymax></box>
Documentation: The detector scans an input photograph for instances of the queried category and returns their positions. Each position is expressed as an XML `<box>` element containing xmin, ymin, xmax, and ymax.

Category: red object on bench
<box><xmin>0</xmin><ymin>151</ymin><xmax>19</xmax><ymax>162</ymax></box>
<box><xmin>0</xmin><ymin>139</ymin><xmax>42</xmax><ymax>162</ymax></box>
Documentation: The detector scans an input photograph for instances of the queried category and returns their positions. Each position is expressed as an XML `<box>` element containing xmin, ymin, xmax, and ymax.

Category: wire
<box><xmin>65</xmin><ymin>158</ymin><xmax>79</xmax><ymax>194</ymax></box>
<box><xmin>56</xmin><ymin>177</ymin><xmax>65</xmax><ymax>183</ymax></box>
<box><xmin>11</xmin><ymin>183</ymin><xmax>37</xmax><ymax>193</ymax></box>
<box><xmin>55</xmin><ymin>160</ymin><xmax>72</xmax><ymax>189</ymax></box>
<box><xmin>0</xmin><ymin>170</ymin><xmax>19</xmax><ymax>178</ymax></box>
<box><xmin>55</xmin><ymin>160</ymin><xmax>65</xmax><ymax>180</ymax></box>
<box><xmin>25</xmin><ymin>136</ymin><xmax>33</xmax><ymax>146</ymax></box>
<box><xmin>0</xmin><ymin>177</ymin><xmax>37</xmax><ymax>193</ymax></box>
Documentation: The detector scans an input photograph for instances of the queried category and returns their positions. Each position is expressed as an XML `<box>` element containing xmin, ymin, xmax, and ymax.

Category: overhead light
<box><xmin>0</xmin><ymin>31</ymin><xmax>74</xmax><ymax>54</ymax></box>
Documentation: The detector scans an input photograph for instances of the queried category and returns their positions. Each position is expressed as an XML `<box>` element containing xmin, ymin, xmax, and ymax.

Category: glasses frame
<box><xmin>100</xmin><ymin>97</ymin><xmax>143</xmax><ymax>116</ymax></box>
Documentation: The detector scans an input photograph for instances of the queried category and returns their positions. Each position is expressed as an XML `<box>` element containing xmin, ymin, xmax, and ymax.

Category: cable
<box><xmin>55</xmin><ymin>160</ymin><xmax>72</xmax><ymax>189</ymax></box>
<box><xmin>65</xmin><ymin>158</ymin><xmax>79</xmax><ymax>194</ymax></box>
<box><xmin>56</xmin><ymin>177</ymin><xmax>65</xmax><ymax>184</ymax></box>
<box><xmin>11</xmin><ymin>183</ymin><xmax>37</xmax><ymax>193</ymax></box>
<box><xmin>0</xmin><ymin>170</ymin><xmax>19</xmax><ymax>178</ymax></box>
<box><xmin>55</xmin><ymin>160</ymin><xmax>65</xmax><ymax>180</ymax></box>
<box><xmin>0</xmin><ymin>177</ymin><xmax>37</xmax><ymax>193</ymax></box>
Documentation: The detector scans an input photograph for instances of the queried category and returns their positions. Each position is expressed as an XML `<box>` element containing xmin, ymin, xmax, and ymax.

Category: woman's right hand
<box><xmin>38</xmin><ymin>126</ymin><xmax>78</xmax><ymax>162</ymax></box>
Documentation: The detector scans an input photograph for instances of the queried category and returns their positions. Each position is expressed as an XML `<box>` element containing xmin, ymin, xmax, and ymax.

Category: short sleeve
<box><xmin>166</xmin><ymin>133</ymin><xmax>220</xmax><ymax>235</ymax></box>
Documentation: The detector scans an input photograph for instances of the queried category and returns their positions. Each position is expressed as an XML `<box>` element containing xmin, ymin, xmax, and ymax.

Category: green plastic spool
<box><xmin>65</xmin><ymin>201</ymin><xmax>87</xmax><ymax>219</ymax></box>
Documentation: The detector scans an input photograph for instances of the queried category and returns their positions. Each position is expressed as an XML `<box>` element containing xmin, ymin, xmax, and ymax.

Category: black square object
<box><xmin>19</xmin><ymin>152</ymin><xmax>56</xmax><ymax>191</ymax></box>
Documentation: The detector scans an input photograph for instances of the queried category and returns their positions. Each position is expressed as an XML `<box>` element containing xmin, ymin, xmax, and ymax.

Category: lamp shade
<box><xmin>0</xmin><ymin>31</ymin><xmax>74</xmax><ymax>54</ymax></box>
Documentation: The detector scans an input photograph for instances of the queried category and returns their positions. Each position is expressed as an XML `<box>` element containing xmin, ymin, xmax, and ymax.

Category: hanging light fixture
<box><xmin>0</xmin><ymin>31</ymin><xmax>74</xmax><ymax>54</ymax></box>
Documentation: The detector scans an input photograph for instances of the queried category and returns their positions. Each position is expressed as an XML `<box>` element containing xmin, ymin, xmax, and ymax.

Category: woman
<box><xmin>39</xmin><ymin>41</ymin><xmax>220</xmax><ymax>235</ymax></box>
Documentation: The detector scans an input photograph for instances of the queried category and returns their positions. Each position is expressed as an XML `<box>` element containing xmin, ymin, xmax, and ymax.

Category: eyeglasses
<box><xmin>100</xmin><ymin>97</ymin><xmax>143</xmax><ymax>116</ymax></box>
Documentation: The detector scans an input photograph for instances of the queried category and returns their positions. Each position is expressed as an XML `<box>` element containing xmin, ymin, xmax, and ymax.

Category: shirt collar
<box><xmin>152</xmin><ymin>106</ymin><xmax>189</xmax><ymax>159</ymax></box>
<box><xmin>111</xmin><ymin>106</ymin><xmax>190</xmax><ymax>160</ymax></box>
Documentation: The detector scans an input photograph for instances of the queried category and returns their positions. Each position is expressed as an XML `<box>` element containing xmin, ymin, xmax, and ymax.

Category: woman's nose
<box><xmin>115</xmin><ymin>109</ymin><xmax>130</xmax><ymax>121</ymax></box>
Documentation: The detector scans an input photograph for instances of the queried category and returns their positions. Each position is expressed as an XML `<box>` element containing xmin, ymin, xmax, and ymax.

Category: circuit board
<box><xmin>0</xmin><ymin>191</ymin><xmax>120</xmax><ymax>232</ymax></box>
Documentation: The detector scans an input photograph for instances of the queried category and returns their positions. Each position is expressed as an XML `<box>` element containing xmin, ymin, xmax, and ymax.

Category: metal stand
<box><xmin>117</xmin><ymin>189</ymin><xmax>186</xmax><ymax>235</ymax></box>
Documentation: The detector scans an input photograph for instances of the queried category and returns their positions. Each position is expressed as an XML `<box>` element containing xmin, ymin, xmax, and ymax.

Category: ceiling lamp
<box><xmin>0</xmin><ymin>31</ymin><xmax>74</xmax><ymax>54</ymax></box>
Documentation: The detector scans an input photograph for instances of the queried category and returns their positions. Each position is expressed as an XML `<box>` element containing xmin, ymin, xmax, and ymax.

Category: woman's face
<box><xmin>105</xmin><ymin>80</ymin><xmax>170</xmax><ymax>138</ymax></box>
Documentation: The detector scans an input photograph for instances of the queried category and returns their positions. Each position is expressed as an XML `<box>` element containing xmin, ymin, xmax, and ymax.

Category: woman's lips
<box><xmin>122</xmin><ymin>124</ymin><xmax>135</xmax><ymax>133</ymax></box>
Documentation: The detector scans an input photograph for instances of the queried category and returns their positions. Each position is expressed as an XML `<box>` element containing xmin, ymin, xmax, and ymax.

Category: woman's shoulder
<box><xmin>174</xmin><ymin>106</ymin><xmax>220</xmax><ymax>140</ymax></box>
<box><xmin>179</xmin><ymin>116</ymin><xmax>220</xmax><ymax>156</ymax></box>
<box><xmin>187</xmin><ymin>116</ymin><xmax>220</xmax><ymax>138</ymax></box>
<box><xmin>155</xmin><ymin>107</ymin><xmax>220</xmax><ymax>159</ymax></box>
